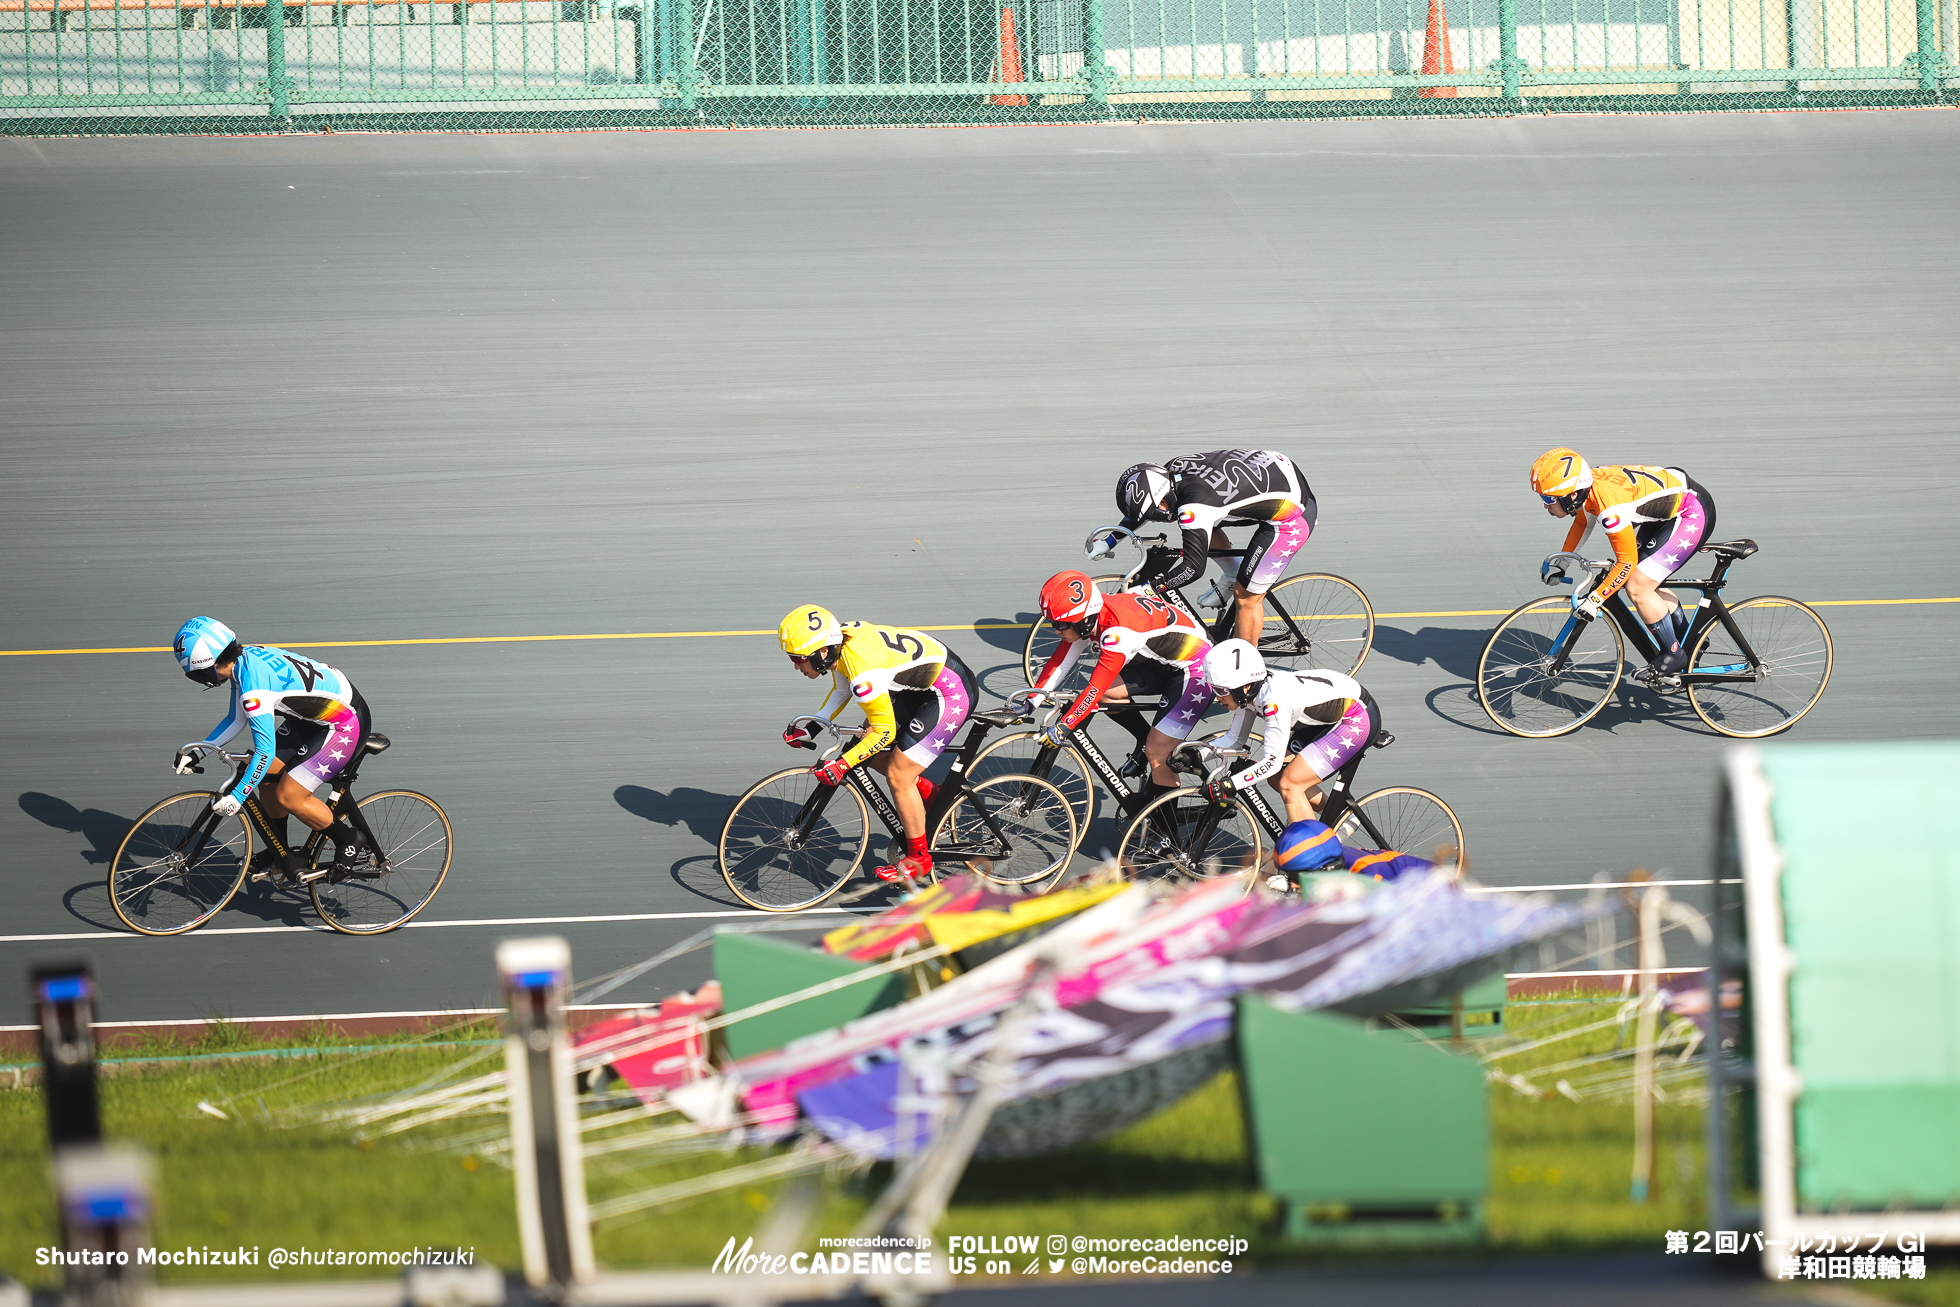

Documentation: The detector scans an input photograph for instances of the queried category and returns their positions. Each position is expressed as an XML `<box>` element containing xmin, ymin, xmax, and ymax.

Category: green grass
<box><xmin>0</xmin><ymin>1000</ymin><xmax>1786</xmax><ymax>1289</ymax></box>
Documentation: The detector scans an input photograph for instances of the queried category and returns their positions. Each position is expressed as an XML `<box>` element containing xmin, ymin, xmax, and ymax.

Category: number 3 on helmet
<box><xmin>1039</xmin><ymin>571</ymin><xmax>1105</xmax><ymax>625</ymax></box>
<box><xmin>779</xmin><ymin>604</ymin><xmax>843</xmax><ymax>664</ymax></box>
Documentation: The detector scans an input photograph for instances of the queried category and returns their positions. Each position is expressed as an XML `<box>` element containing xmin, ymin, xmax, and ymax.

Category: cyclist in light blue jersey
<box><xmin>171</xmin><ymin>616</ymin><xmax>375</xmax><ymax>877</ymax></box>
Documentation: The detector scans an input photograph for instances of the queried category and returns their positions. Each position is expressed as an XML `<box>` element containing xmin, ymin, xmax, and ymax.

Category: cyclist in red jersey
<box><xmin>1030</xmin><ymin>571</ymin><xmax>1215</xmax><ymax>815</ymax></box>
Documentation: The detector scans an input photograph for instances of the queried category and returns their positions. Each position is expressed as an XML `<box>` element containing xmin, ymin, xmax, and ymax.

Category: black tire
<box><xmin>719</xmin><ymin>768</ymin><xmax>870</xmax><ymax>912</ymax></box>
<box><xmin>1477</xmin><ymin>596</ymin><xmax>1625</xmax><ymax>738</ymax></box>
<box><xmin>1334</xmin><ymin>787</ymin><xmax>1465</xmax><ymax>868</ymax></box>
<box><xmin>311</xmin><ymin>790</ymin><xmax>454</xmax><ymax>935</ymax></box>
<box><xmin>1687</xmin><ymin>596</ymin><xmax>1834</xmax><ymax>739</ymax></box>
<box><xmin>108</xmin><ymin>792</ymin><xmax>252</xmax><ymax>936</ymax></box>
<box><xmin>1256</xmin><ymin>574</ymin><xmax>1376</xmax><ymax>676</ymax></box>
<box><xmin>931</xmin><ymin>774</ymin><xmax>1078</xmax><ymax>892</ymax></box>
<box><xmin>1021</xmin><ymin>574</ymin><xmax>1125</xmax><ymax>693</ymax></box>
<box><xmin>968</xmin><ymin>731</ymin><xmax>1097</xmax><ymax>846</ymax></box>
<box><xmin>1115</xmin><ymin>788</ymin><xmax>1265</xmax><ymax>884</ymax></box>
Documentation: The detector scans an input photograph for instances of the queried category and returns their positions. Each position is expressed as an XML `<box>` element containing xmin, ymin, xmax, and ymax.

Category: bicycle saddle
<box><xmin>973</xmin><ymin>709</ymin><xmax>1025</xmax><ymax>728</ymax></box>
<box><xmin>361</xmin><ymin>733</ymin><xmax>392</xmax><ymax>756</ymax></box>
<box><xmin>1371</xmin><ymin>729</ymin><xmax>1395</xmax><ymax>749</ymax></box>
<box><xmin>1699</xmin><ymin>538</ymin><xmax>1759</xmax><ymax>560</ymax></box>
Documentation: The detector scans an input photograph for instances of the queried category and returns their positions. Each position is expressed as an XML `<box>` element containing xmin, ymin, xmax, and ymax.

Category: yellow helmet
<box><xmin>779</xmin><ymin>604</ymin><xmax>843</xmax><ymax>663</ymax></box>
<box><xmin>1530</xmin><ymin>448</ymin><xmax>1592</xmax><ymax>510</ymax></box>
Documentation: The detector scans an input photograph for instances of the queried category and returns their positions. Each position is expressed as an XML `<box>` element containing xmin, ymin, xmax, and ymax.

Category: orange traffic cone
<box><xmin>1418</xmin><ymin>0</ymin><xmax>1456</xmax><ymax>97</ymax></box>
<box><xmin>989</xmin><ymin>4</ymin><xmax>1028</xmax><ymax>105</ymax></box>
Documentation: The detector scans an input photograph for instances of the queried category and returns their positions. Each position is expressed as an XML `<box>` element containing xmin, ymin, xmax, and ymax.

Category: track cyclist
<box><xmin>778</xmin><ymin>605</ymin><xmax>978</xmax><ymax>886</ymax></box>
<box><xmin>170</xmin><ymin>617</ymin><xmax>375</xmax><ymax>879</ymax></box>
<box><xmin>1031</xmin><ymin>570</ymin><xmax>1214</xmax><ymax>817</ymax></box>
<box><xmin>1269</xmin><ymin>817</ymin><xmax>1432</xmax><ymax>894</ymax></box>
<box><xmin>1201</xmin><ymin>638</ymin><xmax>1379</xmax><ymax>826</ymax></box>
<box><xmin>1114</xmin><ymin>449</ymin><xmax>1316</xmax><ymax>646</ymax></box>
<box><xmin>1530</xmin><ymin>449</ymin><xmax>1716</xmax><ymax>675</ymax></box>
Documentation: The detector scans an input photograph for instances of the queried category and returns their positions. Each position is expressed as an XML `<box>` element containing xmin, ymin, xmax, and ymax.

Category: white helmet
<box><xmin>1203</xmin><ymin>639</ymin><xmax>1266</xmax><ymax>691</ymax></box>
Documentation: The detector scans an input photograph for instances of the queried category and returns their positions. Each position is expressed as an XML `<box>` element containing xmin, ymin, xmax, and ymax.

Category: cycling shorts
<box><xmin>1634</xmin><ymin>478</ymin><xmax>1716</xmax><ymax>583</ymax></box>
<box><xmin>274</xmin><ymin>689</ymin><xmax>372</xmax><ymax>792</ymax></box>
<box><xmin>890</xmin><ymin>652</ymin><xmax>978</xmax><ymax>768</ymax></box>
<box><xmin>1117</xmin><ymin>658</ymin><xmax>1215</xmax><ymax>742</ymax></box>
<box><xmin>1285</xmin><ymin>692</ymin><xmax>1377</xmax><ymax>780</ymax></box>
<box><xmin>1236</xmin><ymin>497</ymin><xmax>1318</xmax><ymax>596</ymax></box>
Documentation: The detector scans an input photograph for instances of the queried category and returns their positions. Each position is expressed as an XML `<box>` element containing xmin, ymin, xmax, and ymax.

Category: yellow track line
<box><xmin>5</xmin><ymin>598</ymin><xmax>1954</xmax><ymax>659</ymax></box>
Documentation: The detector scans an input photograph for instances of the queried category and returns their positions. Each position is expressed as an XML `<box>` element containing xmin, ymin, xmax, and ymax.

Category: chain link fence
<box><xmin>2</xmin><ymin>0</ymin><xmax>1954</xmax><ymax>130</ymax></box>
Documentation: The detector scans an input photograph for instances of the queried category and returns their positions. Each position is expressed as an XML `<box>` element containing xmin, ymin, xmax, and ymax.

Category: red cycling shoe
<box><xmin>874</xmin><ymin>853</ymin><xmax>934</xmax><ymax>884</ymax></box>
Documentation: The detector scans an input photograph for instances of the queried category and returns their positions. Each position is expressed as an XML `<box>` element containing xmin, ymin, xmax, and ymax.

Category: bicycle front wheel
<box><xmin>1335</xmin><ymin>787</ymin><xmax>1465</xmax><ymax>868</ymax></box>
<box><xmin>968</xmin><ymin>731</ymin><xmax>1096</xmax><ymax>845</ymax></box>
<box><xmin>1477</xmin><ymin>597</ymin><xmax>1625</xmax><ymax>738</ymax></box>
<box><xmin>108</xmin><ymin>793</ymin><xmax>252</xmax><ymax>936</ymax></box>
<box><xmin>1257</xmin><ymin>574</ymin><xmax>1376</xmax><ymax>676</ymax></box>
<box><xmin>932</xmin><ymin>774</ymin><xmax>1078</xmax><ymax>892</ymax></box>
<box><xmin>1021</xmin><ymin>574</ymin><xmax>1124</xmax><ymax>692</ymax></box>
<box><xmin>1688</xmin><ymin>597</ymin><xmax>1834</xmax><ymax>739</ymax></box>
<box><xmin>1116</xmin><ymin>789</ymin><xmax>1264</xmax><ymax>884</ymax></box>
<box><xmin>719</xmin><ymin>769</ymin><xmax>870</xmax><ymax>912</ymax></box>
<box><xmin>312</xmin><ymin>790</ymin><xmax>454</xmax><ymax>935</ymax></box>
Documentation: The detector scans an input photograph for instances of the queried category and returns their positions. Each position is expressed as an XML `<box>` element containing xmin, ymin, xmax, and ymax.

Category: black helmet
<box><xmin>1116</xmin><ymin>463</ymin><xmax>1174</xmax><ymax>526</ymax></box>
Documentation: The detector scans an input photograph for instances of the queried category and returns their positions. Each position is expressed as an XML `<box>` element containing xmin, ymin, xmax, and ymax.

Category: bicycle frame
<box><xmin>1084</xmin><ymin>526</ymin><xmax>1320</xmax><ymax>654</ymax></box>
<box><xmin>1542</xmin><ymin>547</ymin><xmax>1765</xmax><ymax>685</ymax></box>
<box><xmin>201</xmin><ymin>751</ymin><xmax>384</xmax><ymax>881</ymax></box>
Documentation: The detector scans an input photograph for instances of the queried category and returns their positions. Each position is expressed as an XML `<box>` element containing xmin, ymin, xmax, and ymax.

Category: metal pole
<box><xmin>35</xmin><ymin>965</ymin><xmax>100</xmax><ymax>1149</ymax></box>
<box><xmin>499</xmin><ymin>937</ymin><xmax>594</xmax><ymax>1297</ymax></box>
<box><xmin>1913</xmin><ymin>0</ymin><xmax>1939</xmax><ymax>90</ymax></box>
<box><xmin>1495</xmin><ymin>0</ymin><xmax>1521</xmax><ymax>98</ymax></box>
<box><xmin>1630</xmin><ymin>886</ymin><xmax>1665</xmax><ymax>1203</ymax></box>
<box><xmin>1083</xmin><ymin>0</ymin><xmax>1107</xmax><ymax>101</ymax></box>
<box><xmin>675</xmin><ymin>0</ymin><xmax>697</xmax><ymax>108</ymax></box>
<box><xmin>266</xmin><ymin>0</ymin><xmax>289</xmax><ymax>120</ymax></box>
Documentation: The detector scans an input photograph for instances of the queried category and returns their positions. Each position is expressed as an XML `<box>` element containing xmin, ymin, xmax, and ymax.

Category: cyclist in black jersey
<box><xmin>1116</xmin><ymin>449</ymin><xmax>1318</xmax><ymax>645</ymax></box>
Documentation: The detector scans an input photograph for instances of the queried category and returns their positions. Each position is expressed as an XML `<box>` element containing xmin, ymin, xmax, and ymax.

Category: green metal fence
<box><xmin>2</xmin><ymin>0</ymin><xmax>1953</xmax><ymax>129</ymax></box>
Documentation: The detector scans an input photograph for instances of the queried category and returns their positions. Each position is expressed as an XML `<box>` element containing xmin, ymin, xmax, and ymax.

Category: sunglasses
<box><xmin>1048</xmin><ymin>618</ymin><xmax>1085</xmax><ymax>636</ymax></box>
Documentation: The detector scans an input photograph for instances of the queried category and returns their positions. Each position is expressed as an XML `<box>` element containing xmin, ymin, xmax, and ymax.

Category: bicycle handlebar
<box><xmin>1083</xmin><ymin>524</ymin><xmax>1172</xmax><ymax>584</ymax></box>
<box><xmin>786</xmin><ymin>714</ymin><xmax>869</xmax><ymax>764</ymax></box>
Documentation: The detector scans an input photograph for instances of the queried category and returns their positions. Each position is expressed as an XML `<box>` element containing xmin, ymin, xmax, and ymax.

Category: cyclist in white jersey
<box><xmin>1200</xmin><ymin>638</ymin><xmax>1378</xmax><ymax>825</ymax></box>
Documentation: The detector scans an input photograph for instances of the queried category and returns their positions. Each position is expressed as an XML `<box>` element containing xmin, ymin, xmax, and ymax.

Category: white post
<box><xmin>498</xmin><ymin>936</ymin><xmax>594</xmax><ymax>1295</ymax></box>
<box><xmin>1630</xmin><ymin>884</ymin><xmax>1667</xmax><ymax>1203</ymax></box>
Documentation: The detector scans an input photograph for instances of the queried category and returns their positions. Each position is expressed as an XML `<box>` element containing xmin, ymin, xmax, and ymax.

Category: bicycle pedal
<box><xmin>1117</xmin><ymin>755</ymin><xmax>1147</xmax><ymax>780</ymax></box>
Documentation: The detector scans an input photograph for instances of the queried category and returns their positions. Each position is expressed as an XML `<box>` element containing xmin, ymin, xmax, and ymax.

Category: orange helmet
<box><xmin>1039</xmin><ymin>571</ymin><xmax>1104</xmax><ymax>626</ymax></box>
<box><xmin>1530</xmin><ymin>448</ymin><xmax>1592</xmax><ymax>512</ymax></box>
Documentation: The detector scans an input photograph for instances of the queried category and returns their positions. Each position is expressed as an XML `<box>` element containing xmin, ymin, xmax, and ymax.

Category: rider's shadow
<box><xmin>616</xmin><ymin>785</ymin><xmax>747</xmax><ymax>907</ymax></box>
<box><xmin>20</xmin><ymin>792</ymin><xmax>134</xmax><ymax>865</ymax></box>
<box><xmin>1369</xmin><ymin>625</ymin><xmax>1489</xmax><ymax>680</ymax></box>
<box><xmin>965</xmin><ymin>614</ymin><xmax>1034</xmax><ymax>658</ymax></box>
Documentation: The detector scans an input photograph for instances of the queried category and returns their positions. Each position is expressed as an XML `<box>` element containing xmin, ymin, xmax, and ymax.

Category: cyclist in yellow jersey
<box><xmin>1530</xmin><ymin>449</ymin><xmax>1717</xmax><ymax>674</ymax></box>
<box><xmin>778</xmin><ymin>605</ymin><xmax>979</xmax><ymax>884</ymax></box>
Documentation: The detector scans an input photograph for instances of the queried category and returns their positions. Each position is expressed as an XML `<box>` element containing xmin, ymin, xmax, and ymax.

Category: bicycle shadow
<box><xmin>670</xmin><ymin>854</ymin><xmax>744</xmax><ymax>909</ymax></box>
<box><xmin>1429</xmin><ymin>680</ymin><xmax>1711</xmax><ymax>738</ymax></box>
<box><xmin>975</xmin><ymin>662</ymin><xmax>1031</xmax><ymax>703</ymax></box>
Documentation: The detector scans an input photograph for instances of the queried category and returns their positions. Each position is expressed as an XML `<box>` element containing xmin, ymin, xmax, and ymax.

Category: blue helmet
<box><xmin>1274</xmin><ymin>819</ymin><xmax>1345</xmax><ymax>874</ymax></box>
<box><xmin>173</xmin><ymin>617</ymin><xmax>238</xmax><ymax>686</ymax></box>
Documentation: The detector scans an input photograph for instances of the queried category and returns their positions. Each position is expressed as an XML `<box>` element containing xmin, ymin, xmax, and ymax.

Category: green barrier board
<box><xmin>714</xmin><ymin>931</ymin><xmax>906</xmax><ymax>1061</ymax></box>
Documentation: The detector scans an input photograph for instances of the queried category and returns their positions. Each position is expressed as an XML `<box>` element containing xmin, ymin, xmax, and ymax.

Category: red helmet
<box><xmin>1039</xmin><ymin>571</ymin><xmax>1105</xmax><ymax>625</ymax></box>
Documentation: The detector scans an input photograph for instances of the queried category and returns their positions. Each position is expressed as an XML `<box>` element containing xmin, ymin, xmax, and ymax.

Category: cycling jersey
<box><xmin>1563</xmin><ymin>465</ymin><xmax>1712</xmax><ymax>598</ymax></box>
<box><xmin>814</xmin><ymin>622</ymin><xmax>972</xmax><ymax>770</ymax></box>
<box><xmin>197</xmin><ymin>646</ymin><xmax>365</xmax><ymax>802</ymax></box>
<box><xmin>1130</xmin><ymin>450</ymin><xmax>1316</xmax><ymax>595</ymax></box>
<box><xmin>1035</xmin><ymin>592</ymin><xmax>1212</xmax><ymax>735</ymax></box>
<box><xmin>1218</xmin><ymin>668</ymin><xmax>1374</xmax><ymax>788</ymax></box>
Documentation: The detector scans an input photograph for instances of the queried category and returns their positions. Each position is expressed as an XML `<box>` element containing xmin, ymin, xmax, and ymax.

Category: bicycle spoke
<box><xmin>933</xmin><ymin>775</ymin><xmax>1076</xmax><ymax>890</ymax></box>
<box><xmin>1478</xmin><ymin>599</ymin><xmax>1623</xmax><ymax>738</ymax></box>
<box><xmin>720</xmin><ymin>770</ymin><xmax>867</xmax><ymax>911</ymax></box>
<box><xmin>1257</xmin><ymin>575</ymin><xmax>1375</xmax><ymax>676</ymax></box>
<box><xmin>109</xmin><ymin>795</ymin><xmax>251</xmax><ymax>936</ymax></box>
<box><xmin>313</xmin><ymin>791</ymin><xmax>453</xmax><ymax>934</ymax></box>
<box><xmin>1688</xmin><ymin>597</ymin><xmax>1833</xmax><ymax>739</ymax></box>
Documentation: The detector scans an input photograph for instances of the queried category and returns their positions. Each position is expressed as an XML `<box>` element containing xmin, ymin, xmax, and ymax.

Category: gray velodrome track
<box><xmin>2</xmin><ymin>110</ymin><xmax>1957</xmax><ymax>1025</ymax></box>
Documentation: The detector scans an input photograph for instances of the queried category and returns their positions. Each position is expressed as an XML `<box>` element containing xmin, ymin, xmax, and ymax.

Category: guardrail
<box><xmin>1</xmin><ymin>0</ymin><xmax>1952</xmax><ymax>130</ymax></box>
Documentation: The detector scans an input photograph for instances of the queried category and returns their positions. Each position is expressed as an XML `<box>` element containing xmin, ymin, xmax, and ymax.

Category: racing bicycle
<box><xmin>1475</xmin><ymin>539</ymin><xmax>1833</xmax><ymax>739</ymax></box>
<box><xmin>1020</xmin><ymin>525</ymin><xmax>1375</xmax><ymax>697</ymax></box>
<box><xmin>1114</xmin><ymin>731</ymin><xmax>1464</xmax><ymax>885</ymax></box>
<box><xmin>718</xmin><ymin>709</ymin><xmax>1079</xmax><ymax>912</ymax></box>
<box><xmin>107</xmin><ymin>736</ymin><xmax>453</xmax><ymax>936</ymax></box>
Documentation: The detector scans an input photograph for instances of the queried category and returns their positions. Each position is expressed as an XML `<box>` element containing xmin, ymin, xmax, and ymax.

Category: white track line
<box><xmin>0</xmin><ymin>907</ymin><xmax>854</xmax><ymax>944</ymax></box>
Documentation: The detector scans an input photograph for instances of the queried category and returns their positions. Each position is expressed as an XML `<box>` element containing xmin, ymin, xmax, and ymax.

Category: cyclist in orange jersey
<box><xmin>1529</xmin><ymin>449</ymin><xmax>1717</xmax><ymax>674</ymax></box>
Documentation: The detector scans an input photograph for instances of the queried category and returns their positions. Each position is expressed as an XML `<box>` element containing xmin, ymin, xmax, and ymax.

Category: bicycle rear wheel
<box><xmin>1116</xmin><ymin>789</ymin><xmax>1264</xmax><ymax>884</ymax></box>
<box><xmin>968</xmin><ymin>731</ymin><xmax>1096</xmax><ymax>846</ymax></box>
<box><xmin>719</xmin><ymin>768</ymin><xmax>870</xmax><ymax>912</ymax></box>
<box><xmin>1477</xmin><ymin>597</ymin><xmax>1625</xmax><ymax>738</ymax></box>
<box><xmin>932</xmin><ymin>774</ymin><xmax>1078</xmax><ymax>892</ymax></box>
<box><xmin>1021</xmin><ymin>574</ymin><xmax>1125</xmax><ymax>692</ymax></box>
<box><xmin>1257</xmin><ymin>574</ymin><xmax>1376</xmax><ymax>676</ymax></box>
<box><xmin>311</xmin><ymin>790</ymin><xmax>454</xmax><ymax>935</ymax></box>
<box><xmin>108</xmin><ymin>793</ymin><xmax>252</xmax><ymax>936</ymax></box>
<box><xmin>1687</xmin><ymin>596</ymin><xmax>1834</xmax><ymax>739</ymax></box>
<box><xmin>1334</xmin><ymin>787</ymin><xmax>1465</xmax><ymax>867</ymax></box>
